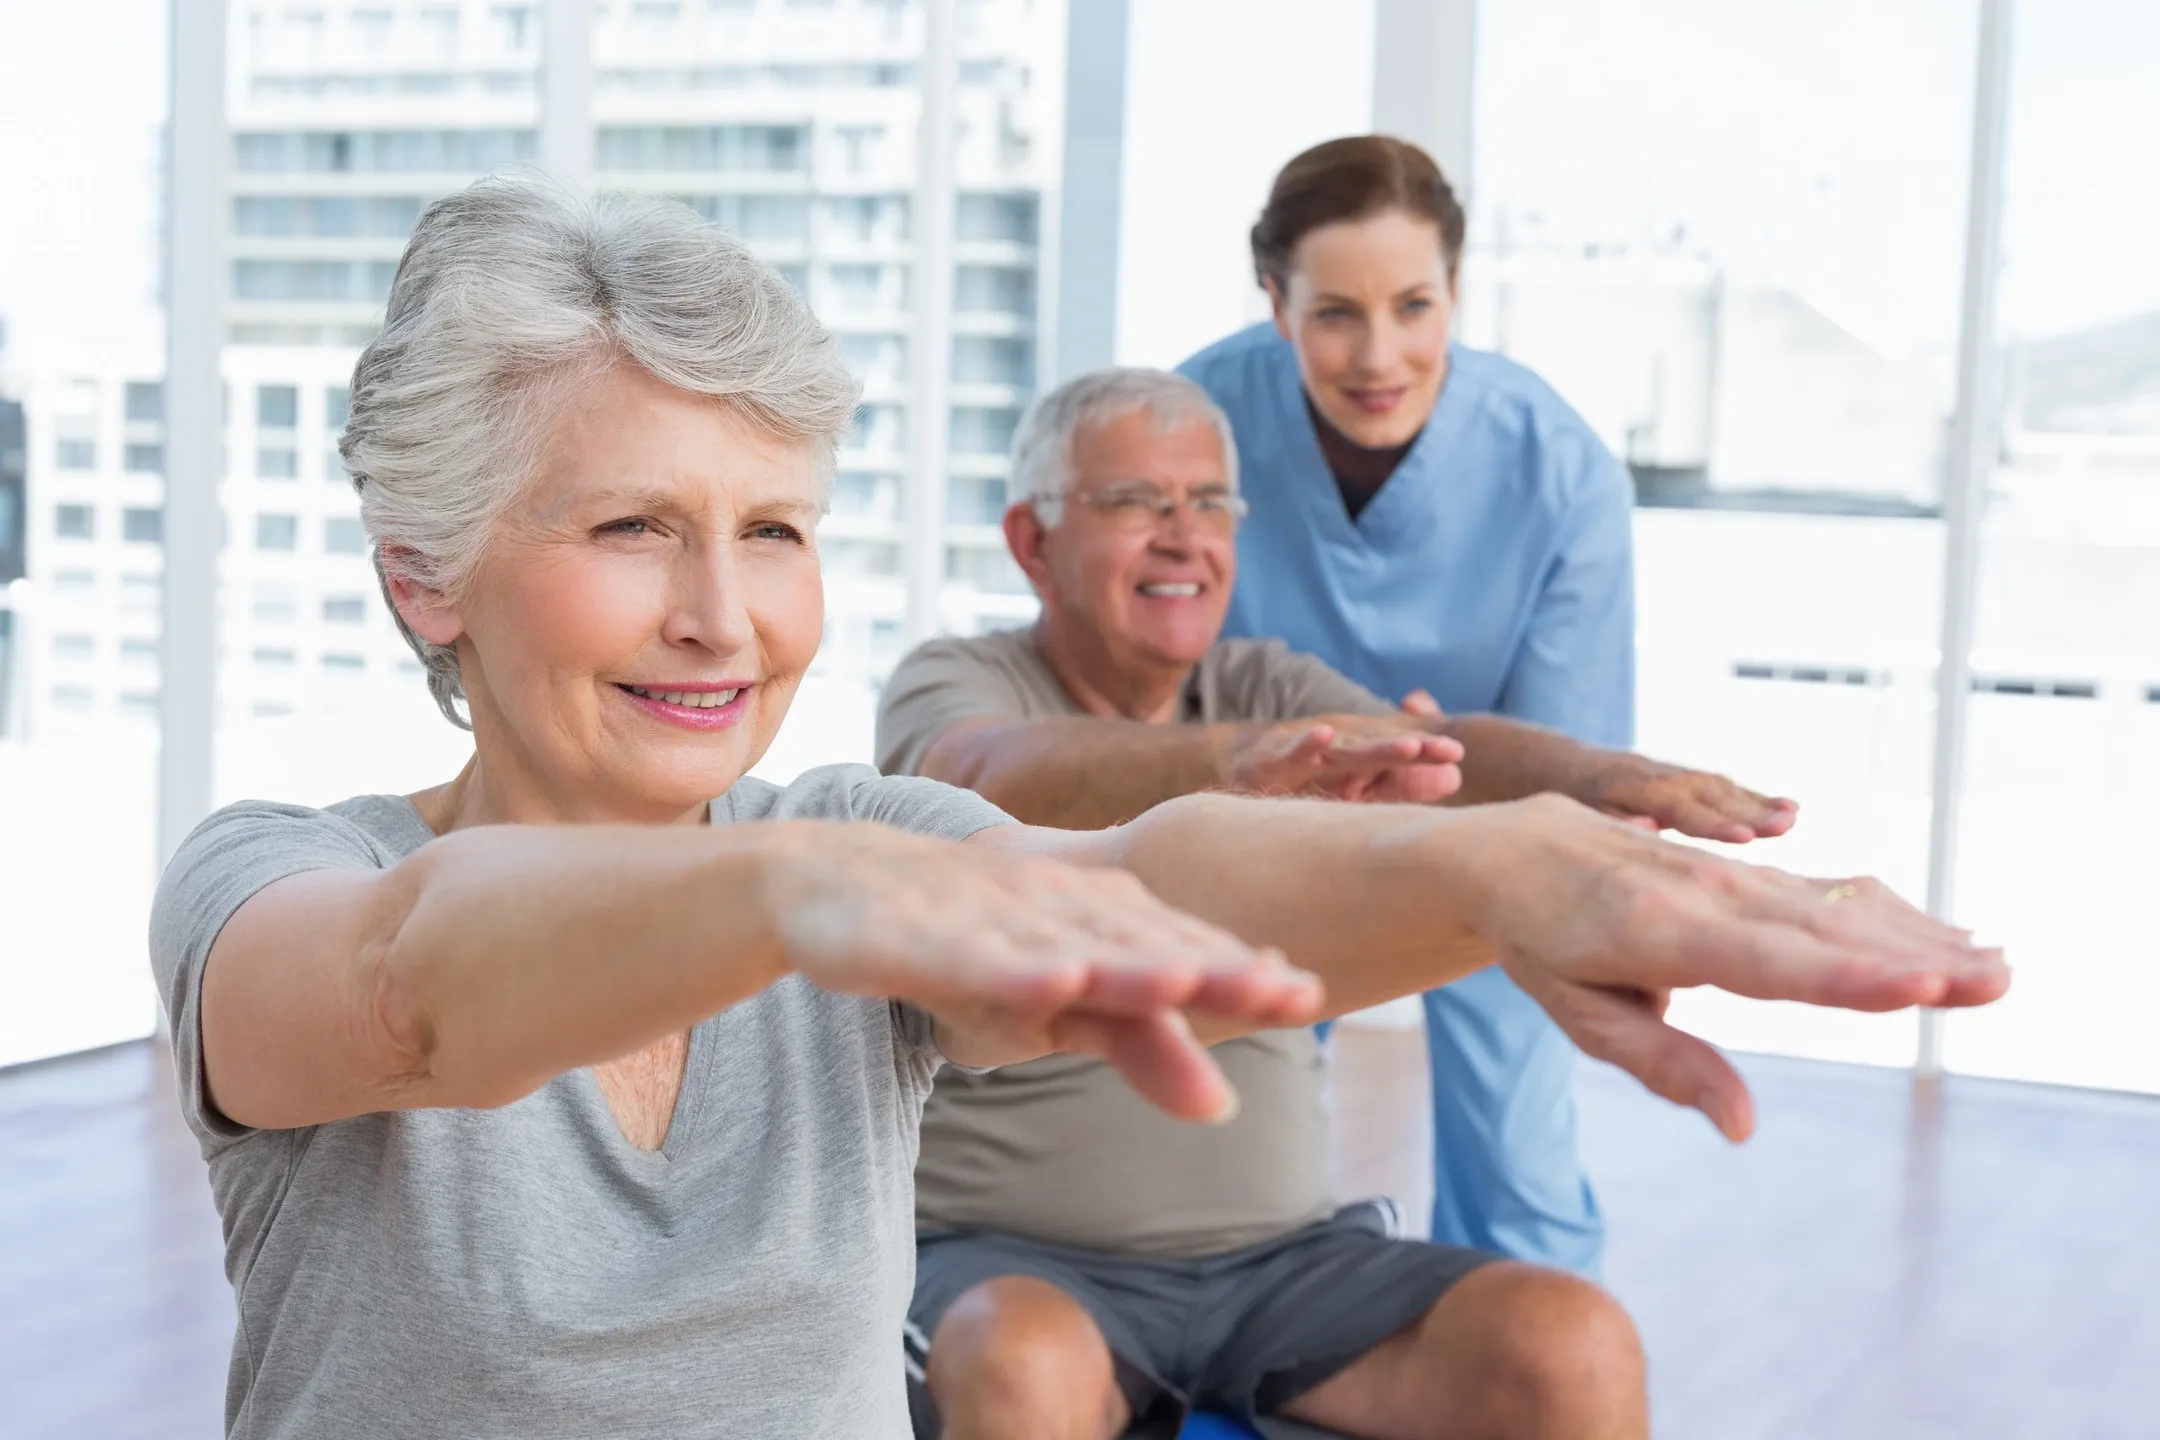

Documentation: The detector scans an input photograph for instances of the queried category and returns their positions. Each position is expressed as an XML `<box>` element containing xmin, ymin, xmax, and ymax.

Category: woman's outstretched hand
<box><xmin>1463</xmin><ymin>795</ymin><xmax>2010</xmax><ymax>1142</ymax></box>
<box><xmin>766</xmin><ymin>824</ymin><xmax>1322</xmax><ymax>1124</ymax></box>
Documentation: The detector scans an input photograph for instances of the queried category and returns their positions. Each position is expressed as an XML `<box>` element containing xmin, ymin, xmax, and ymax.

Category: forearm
<box><xmin>1436</xmin><ymin>714</ymin><xmax>1605</xmax><ymax>807</ymax></box>
<box><xmin>374</xmin><ymin>823</ymin><xmax>802</xmax><ymax>1108</ymax></box>
<box><xmin>1100</xmin><ymin>792</ymin><xmax>1502</xmax><ymax>1024</ymax></box>
<box><xmin>921</xmin><ymin>717</ymin><xmax>1237</xmax><ymax>828</ymax></box>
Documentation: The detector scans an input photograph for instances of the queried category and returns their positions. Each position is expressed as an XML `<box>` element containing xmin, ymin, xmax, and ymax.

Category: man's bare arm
<box><xmin>919</xmin><ymin>715</ymin><xmax>1464</xmax><ymax>828</ymax></box>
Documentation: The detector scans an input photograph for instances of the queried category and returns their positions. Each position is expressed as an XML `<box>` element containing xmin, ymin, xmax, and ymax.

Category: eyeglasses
<box><xmin>1039</xmin><ymin>484</ymin><xmax>1250</xmax><ymax>532</ymax></box>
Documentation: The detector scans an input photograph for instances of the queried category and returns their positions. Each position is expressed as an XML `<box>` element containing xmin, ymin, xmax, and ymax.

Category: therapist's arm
<box><xmin>1410</xmin><ymin>701</ymin><xmax>1798</xmax><ymax>843</ymax></box>
<box><xmin>918</xmin><ymin>713</ymin><xmax>1463</xmax><ymax>830</ymax></box>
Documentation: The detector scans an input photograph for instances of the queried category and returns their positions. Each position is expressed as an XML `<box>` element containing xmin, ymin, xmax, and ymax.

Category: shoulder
<box><xmin>1176</xmin><ymin>322</ymin><xmax>1293</xmax><ymax>406</ymax></box>
<box><xmin>876</xmin><ymin>628</ymin><xmax>1054</xmax><ymax>775</ymax></box>
<box><xmin>721</xmin><ymin>764</ymin><xmax>1016</xmax><ymax>842</ymax></box>
<box><xmin>156</xmin><ymin>797</ymin><xmax>417</xmax><ymax>911</ymax></box>
<box><xmin>1451</xmin><ymin>349</ymin><xmax>1624</xmax><ymax>490</ymax></box>
<box><xmin>1200</xmin><ymin>638</ymin><xmax>1395</xmax><ymax>721</ymax></box>
<box><xmin>1449</xmin><ymin>345</ymin><xmax>1627</xmax><ymax>506</ymax></box>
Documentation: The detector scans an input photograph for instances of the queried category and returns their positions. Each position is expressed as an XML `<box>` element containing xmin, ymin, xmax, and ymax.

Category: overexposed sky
<box><xmin>0</xmin><ymin>0</ymin><xmax>168</xmax><ymax>364</ymax></box>
<box><xmin>0</xmin><ymin>0</ymin><xmax>2149</xmax><ymax>375</ymax></box>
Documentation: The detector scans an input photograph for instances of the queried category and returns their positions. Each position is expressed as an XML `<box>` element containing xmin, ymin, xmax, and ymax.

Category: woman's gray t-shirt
<box><xmin>148</xmin><ymin>764</ymin><xmax>1013</xmax><ymax>1440</ymax></box>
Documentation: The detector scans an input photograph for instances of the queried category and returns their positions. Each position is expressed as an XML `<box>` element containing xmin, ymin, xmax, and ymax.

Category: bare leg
<box><xmin>927</xmin><ymin>1275</ymin><xmax>1135</xmax><ymax>1440</ymax></box>
<box><xmin>1277</xmin><ymin>1261</ymin><xmax>1648</xmax><ymax>1440</ymax></box>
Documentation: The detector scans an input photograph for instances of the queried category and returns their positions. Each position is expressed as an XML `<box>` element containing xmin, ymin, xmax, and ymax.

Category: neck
<box><xmin>1032</xmin><ymin>613</ymin><xmax>1191</xmax><ymax>724</ymax></box>
<box><xmin>407</xmin><ymin>719</ymin><xmax>710</xmax><ymax>835</ymax></box>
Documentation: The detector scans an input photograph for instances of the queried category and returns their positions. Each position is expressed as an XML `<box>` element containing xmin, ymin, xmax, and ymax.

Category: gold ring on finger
<box><xmin>1822</xmin><ymin>883</ymin><xmax>1860</xmax><ymax>907</ymax></box>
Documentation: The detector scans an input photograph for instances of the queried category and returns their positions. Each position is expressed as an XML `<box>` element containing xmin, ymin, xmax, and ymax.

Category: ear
<box><xmin>1264</xmin><ymin>275</ymin><xmax>1293</xmax><ymax>342</ymax></box>
<box><xmin>1446</xmin><ymin>264</ymin><xmax>1462</xmax><ymax>308</ymax></box>
<box><xmin>1002</xmin><ymin>501</ymin><xmax>1056</xmax><ymax>601</ymax></box>
<box><xmin>382</xmin><ymin>548</ymin><xmax>465</xmax><ymax>647</ymax></box>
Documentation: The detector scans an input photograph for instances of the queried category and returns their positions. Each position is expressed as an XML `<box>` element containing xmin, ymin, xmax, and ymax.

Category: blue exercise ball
<box><xmin>1180</xmin><ymin>1413</ymin><xmax>1263</xmax><ymax>1439</ymax></box>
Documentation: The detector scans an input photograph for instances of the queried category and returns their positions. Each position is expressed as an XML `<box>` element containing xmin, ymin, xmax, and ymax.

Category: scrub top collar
<box><xmin>1275</xmin><ymin>339</ymin><xmax>1479</xmax><ymax>549</ymax></box>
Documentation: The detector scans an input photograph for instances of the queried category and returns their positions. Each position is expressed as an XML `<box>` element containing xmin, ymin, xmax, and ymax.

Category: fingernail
<box><xmin>1207</xmin><ymin>1090</ymin><xmax>1242</xmax><ymax>1126</ymax></box>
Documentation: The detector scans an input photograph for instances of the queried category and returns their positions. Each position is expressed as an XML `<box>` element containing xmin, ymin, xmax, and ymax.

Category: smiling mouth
<box><xmin>1344</xmin><ymin>388</ymin><xmax>1407</xmax><ymax>413</ymax></box>
<box><xmin>618</xmin><ymin>684</ymin><xmax>743</xmax><ymax>709</ymax></box>
<box><xmin>1138</xmin><ymin>582</ymin><xmax>1202</xmax><ymax>598</ymax></box>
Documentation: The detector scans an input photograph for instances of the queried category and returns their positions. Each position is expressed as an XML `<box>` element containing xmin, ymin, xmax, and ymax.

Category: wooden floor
<box><xmin>6</xmin><ymin>1033</ymin><xmax>2159</xmax><ymax>1438</ymax></box>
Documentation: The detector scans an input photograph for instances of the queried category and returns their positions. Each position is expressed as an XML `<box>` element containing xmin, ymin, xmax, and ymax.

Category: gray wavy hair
<box><xmin>340</xmin><ymin>171</ymin><xmax>860</xmax><ymax>727</ymax></box>
<box><xmin>1010</xmin><ymin>367</ymin><xmax>1239</xmax><ymax>520</ymax></box>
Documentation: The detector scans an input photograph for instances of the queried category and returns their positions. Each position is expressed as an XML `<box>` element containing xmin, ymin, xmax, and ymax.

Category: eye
<box><xmin>748</xmin><ymin>521</ymin><xmax>806</xmax><ymax>543</ymax></box>
<box><xmin>596</xmin><ymin>517</ymin><xmax>654</xmax><ymax>537</ymax></box>
<box><xmin>1317</xmin><ymin>306</ymin><xmax>1356</xmax><ymax>322</ymax></box>
<box><xmin>1400</xmin><ymin>296</ymin><xmax>1433</xmax><ymax>316</ymax></box>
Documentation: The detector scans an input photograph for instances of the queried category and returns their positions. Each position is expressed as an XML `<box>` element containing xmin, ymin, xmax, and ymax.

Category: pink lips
<box><xmin>614</xmin><ymin>682</ymin><xmax>752</xmax><ymax>732</ymax></box>
<box><xmin>1344</xmin><ymin>386</ymin><xmax>1408</xmax><ymax>415</ymax></box>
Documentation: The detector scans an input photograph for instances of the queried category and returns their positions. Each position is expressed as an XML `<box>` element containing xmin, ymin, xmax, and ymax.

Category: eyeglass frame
<box><xmin>1029</xmin><ymin>480</ymin><xmax>1251</xmax><ymax>530</ymax></box>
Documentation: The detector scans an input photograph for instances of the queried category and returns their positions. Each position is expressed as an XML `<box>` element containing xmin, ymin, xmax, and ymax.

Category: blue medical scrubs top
<box><xmin>1177</xmin><ymin>323</ymin><xmax>1636</xmax><ymax>748</ymax></box>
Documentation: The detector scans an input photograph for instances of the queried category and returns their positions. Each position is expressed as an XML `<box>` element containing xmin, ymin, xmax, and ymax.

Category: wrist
<box><xmin>1416</xmin><ymin>794</ymin><xmax>1574</xmax><ymax>942</ymax></box>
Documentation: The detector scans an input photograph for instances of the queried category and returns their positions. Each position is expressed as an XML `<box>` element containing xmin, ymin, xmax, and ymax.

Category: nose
<box><xmin>1358</xmin><ymin>317</ymin><xmax>1402</xmax><ymax>375</ymax></box>
<box><xmin>661</xmin><ymin>540</ymin><xmax>756</xmax><ymax>660</ymax></box>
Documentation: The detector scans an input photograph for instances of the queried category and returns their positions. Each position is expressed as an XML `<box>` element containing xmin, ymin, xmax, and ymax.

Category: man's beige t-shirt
<box><xmin>877</xmin><ymin>627</ymin><xmax>1399</xmax><ymax>1257</ymax></box>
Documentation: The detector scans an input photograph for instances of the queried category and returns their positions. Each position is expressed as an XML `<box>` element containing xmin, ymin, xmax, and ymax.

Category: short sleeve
<box><xmin>842</xmin><ymin>769</ymin><xmax>1018</xmax><ymax>843</ymax></box>
<box><xmin>1208</xmin><ymin>638</ymin><xmax>1399</xmax><ymax>723</ymax></box>
<box><xmin>874</xmin><ymin>637</ymin><xmax>1033</xmax><ymax>776</ymax></box>
<box><xmin>148</xmin><ymin>801</ymin><xmax>393</xmax><ymax>1153</ymax></box>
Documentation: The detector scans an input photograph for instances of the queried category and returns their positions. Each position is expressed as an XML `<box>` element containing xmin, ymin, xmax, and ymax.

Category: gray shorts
<box><xmin>905</xmin><ymin>1201</ymin><xmax>1494</xmax><ymax>1440</ymax></box>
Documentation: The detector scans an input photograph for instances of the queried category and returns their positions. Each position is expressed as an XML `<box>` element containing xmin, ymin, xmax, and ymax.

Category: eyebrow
<box><xmin>1312</xmin><ymin>283</ymin><xmax>1436</xmax><ymax>307</ymax></box>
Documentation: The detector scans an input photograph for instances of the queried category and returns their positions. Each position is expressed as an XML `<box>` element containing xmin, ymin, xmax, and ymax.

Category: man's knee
<box><xmin>927</xmin><ymin>1275</ymin><xmax>1125</xmax><ymax>1439</ymax></box>
<box><xmin>1470</xmin><ymin>1263</ymin><xmax>1646</xmax><ymax>1428</ymax></box>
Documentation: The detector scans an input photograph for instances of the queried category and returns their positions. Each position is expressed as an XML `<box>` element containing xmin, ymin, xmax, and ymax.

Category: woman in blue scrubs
<box><xmin>1179</xmin><ymin>135</ymin><xmax>1643</xmax><ymax>1275</ymax></box>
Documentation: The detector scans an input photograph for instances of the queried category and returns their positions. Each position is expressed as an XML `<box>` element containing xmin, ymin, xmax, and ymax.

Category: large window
<box><xmin>1936</xmin><ymin>0</ymin><xmax>2160</xmax><ymax>1094</ymax></box>
<box><xmin>1470</xmin><ymin>0</ymin><xmax>1981</xmax><ymax>1067</ymax></box>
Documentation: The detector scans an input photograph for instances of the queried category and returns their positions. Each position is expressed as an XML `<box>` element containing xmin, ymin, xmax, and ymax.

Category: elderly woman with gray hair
<box><xmin>150</xmin><ymin>174</ymin><xmax>2004</xmax><ymax>1440</ymax></box>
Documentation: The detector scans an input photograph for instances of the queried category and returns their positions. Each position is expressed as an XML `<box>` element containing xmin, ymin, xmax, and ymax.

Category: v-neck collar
<box><xmin>1275</xmin><ymin>340</ymin><xmax>1477</xmax><ymax>550</ymax></box>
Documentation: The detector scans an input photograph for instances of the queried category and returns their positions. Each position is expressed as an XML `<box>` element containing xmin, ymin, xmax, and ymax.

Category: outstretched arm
<box><xmin>919</xmin><ymin>713</ymin><xmax>1464</xmax><ymax>829</ymax></box>
<box><xmin>194</xmin><ymin>819</ymin><xmax>1318</xmax><ymax>1132</ymax></box>
<box><xmin>978</xmin><ymin>792</ymin><xmax>2006</xmax><ymax>1141</ymax></box>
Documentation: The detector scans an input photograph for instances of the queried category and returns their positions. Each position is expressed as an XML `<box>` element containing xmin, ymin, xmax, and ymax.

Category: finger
<box><xmin>1666</xmin><ymin>797</ymin><xmax>1760</xmax><ymax>845</ymax></box>
<box><xmin>1400</xmin><ymin>689</ymin><xmax>1445</xmax><ymax>719</ymax></box>
<box><xmin>1055</xmin><ymin>1009</ymin><xmax>1239</xmax><ymax>1123</ymax></box>
<box><xmin>1375</xmin><ymin>761</ymin><xmax>1464</xmax><ymax>805</ymax></box>
<box><xmin>1562</xmin><ymin>984</ymin><xmax>1756</xmax><ymax>1142</ymax></box>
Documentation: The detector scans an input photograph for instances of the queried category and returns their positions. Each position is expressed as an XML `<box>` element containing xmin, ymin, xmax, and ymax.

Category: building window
<box><xmin>121</xmin><ymin>637</ymin><xmax>159</xmax><ymax>664</ymax></box>
<box><xmin>233</xmin><ymin>195</ymin><xmax>427</xmax><ymax>239</ymax></box>
<box><xmin>948</xmin><ymin>407</ymin><xmax>1020</xmax><ymax>457</ymax></box>
<box><xmin>119</xmin><ymin>690</ymin><xmax>160</xmax><ymax>717</ymax></box>
<box><xmin>55</xmin><ymin>438</ymin><xmax>95</xmax><ymax>470</ymax></box>
<box><xmin>952</xmin><ymin>335</ymin><xmax>1033</xmax><ymax>387</ymax></box>
<box><xmin>257</xmin><ymin>384</ymin><xmax>299</xmax><ymax>428</ymax></box>
<box><xmin>324</xmin><ymin>516</ymin><xmax>367</xmax><ymax>554</ymax></box>
<box><xmin>54</xmin><ymin>504</ymin><xmax>95</xmax><ymax>540</ymax></box>
<box><xmin>957</xmin><ymin>194</ymin><xmax>1038</xmax><ymax>245</ymax></box>
<box><xmin>324</xmin><ymin>386</ymin><xmax>350</xmax><ymax>430</ymax></box>
<box><xmin>252</xmin><ymin>646</ymin><xmax>297</xmax><ymax>671</ymax></box>
<box><xmin>258</xmin><ymin>447</ymin><xmax>300</xmax><ymax>479</ymax></box>
<box><xmin>124</xmin><ymin>381</ymin><xmax>163</xmax><ymax>423</ymax></box>
<box><xmin>53</xmin><ymin>569</ymin><xmax>96</xmax><ymax>600</ymax></box>
<box><xmin>322</xmin><ymin>594</ymin><xmax>368</xmax><ymax>623</ymax></box>
<box><xmin>491</xmin><ymin>5</ymin><xmax>534</xmax><ymax>49</ymax></box>
<box><xmin>594</xmin><ymin>125</ymin><xmax>808</xmax><ymax>173</ymax></box>
<box><xmin>52</xmin><ymin>633</ymin><xmax>95</xmax><ymax>662</ymax></box>
<box><xmin>322</xmin><ymin>652</ymin><xmax>367</xmax><ymax>673</ymax></box>
<box><xmin>253</xmin><ymin>586</ymin><xmax>297</xmax><ymax>622</ymax></box>
<box><xmin>121</xmin><ymin>574</ymin><xmax>160</xmax><ymax>612</ymax></box>
<box><xmin>50</xmin><ymin>685</ymin><xmax>95</xmax><ymax>711</ymax></box>
<box><xmin>256</xmin><ymin>513</ymin><xmax>300</xmax><ymax>551</ymax></box>
<box><xmin>954</xmin><ymin>266</ymin><xmax>1034</xmax><ymax>316</ymax></box>
<box><xmin>232</xmin><ymin>129</ymin><xmax>537</xmax><ymax>175</ymax></box>
<box><xmin>123</xmin><ymin>507</ymin><xmax>163</xmax><ymax>544</ymax></box>
<box><xmin>946</xmin><ymin>475</ymin><xmax>1010</xmax><ymax>525</ymax></box>
<box><xmin>233</xmin><ymin>259</ymin><xmax>398</xmax><ymax>304</ymax></box>
<box><xmin>124</xmin><ymin>443</ymin><xmax>164</xmax><ymax>474</ymax></box>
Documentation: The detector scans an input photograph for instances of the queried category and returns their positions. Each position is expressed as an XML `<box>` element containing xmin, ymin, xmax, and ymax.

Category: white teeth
<box><xmin>626</xmin><ymin>686</ymin><xmax>740</xmax><ymax>709</ymax></box>
<box><xmin>1140</xmin><ymin>583</ymin><xmax>1201</xmax><ymax>597</ymax></box>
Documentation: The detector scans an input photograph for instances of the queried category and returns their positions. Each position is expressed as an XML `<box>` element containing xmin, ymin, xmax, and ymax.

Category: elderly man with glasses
<box><xmin>876</xmin><ymin>368</ymin><xmax>1799</xmax><ymax>1440</ymax></box>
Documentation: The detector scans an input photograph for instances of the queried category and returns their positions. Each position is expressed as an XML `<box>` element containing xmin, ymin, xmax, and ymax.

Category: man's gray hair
<box><xmin>341</xmin><ymin>171</ymin><xmax>860</xmax><ymax>728</ymax></box>
<box><xmin>1009</xmin><ymin>367</ymin><xmax>1238</xmax><ymax>518</ymax></box>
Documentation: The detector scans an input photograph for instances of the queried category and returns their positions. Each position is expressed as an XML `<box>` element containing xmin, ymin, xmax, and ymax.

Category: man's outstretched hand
<box><xmin>1226</xmin><ymin>714</ymin><xmax>1465</xmax><ymax>805</ymax></box>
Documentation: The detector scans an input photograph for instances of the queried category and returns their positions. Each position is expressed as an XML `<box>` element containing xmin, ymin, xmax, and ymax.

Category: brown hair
<box><xmin>1249</xmin><ymin>135</ymin><xmax>1465</xmax><ymax>292</ymax></box>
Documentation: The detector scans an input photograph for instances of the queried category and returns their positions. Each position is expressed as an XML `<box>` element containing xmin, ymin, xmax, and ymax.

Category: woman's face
<box><xmin>407</xmin><ymin>363</ymin><xmax>825</xmax><ymax>824</ymax></box>
<box><xmin>1269</xmin><ymin>208</ymin><xmax>1457</xmax><ymax>450</ymax></box>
